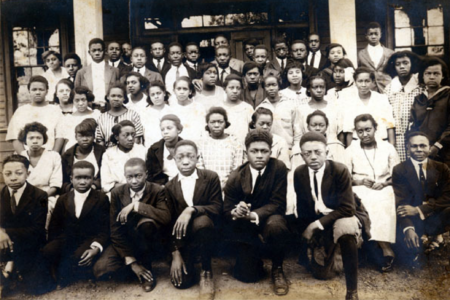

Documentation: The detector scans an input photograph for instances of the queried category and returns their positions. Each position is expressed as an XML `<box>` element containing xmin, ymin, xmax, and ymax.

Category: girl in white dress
<box><xmin>124</xmin><ymin>71</ymin><xmax>150</xmax><ymax>116</ymax></box>
<box><xmin>279</xmin><ymin>60</ymin><xmax>308</xmax><ymax>107</ymax></box>
<box><xmin>193</xmin><ymin>63</ymin><xmax>226</xmax><ymax>110</ymax></box>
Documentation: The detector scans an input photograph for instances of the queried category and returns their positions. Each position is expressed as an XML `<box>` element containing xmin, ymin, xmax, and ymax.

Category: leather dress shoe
<box><xmin>272</xmin><ymin>266</ymin><xmax>289</xmax><ymax>296</ymax></box>
<box><xmin>346</xmin><ymin>290</ymin><xmax>359</xmax><ymax>300</ymax></box>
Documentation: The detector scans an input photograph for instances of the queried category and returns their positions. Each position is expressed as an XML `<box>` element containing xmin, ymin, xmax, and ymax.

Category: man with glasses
<box><xmin>93</xmin><ymin>158</ymin><xmax>171</xmax><ymax>293</ymax></box>
<box><xmin>293</xmin><ymin>131</ymin><xmax>361</xmax><ymax>300</ymax></box>
<box><xmin>165</xmin><ymin>140</ymin><xmax>222</xmax><ymax>298</ymax></box>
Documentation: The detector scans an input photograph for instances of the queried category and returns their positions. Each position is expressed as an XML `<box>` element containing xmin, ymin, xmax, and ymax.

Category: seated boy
<box><xmin>223</xmin><ymin>130</ymin><xmax>290</xmax><ymax>295</ymax></box>
<box><xmin>165</xmin><ymin>140</ymin><xmax>222</xmax><ymax>298</ymax></box>
<box><xmin>393</xmin><ymin>132</ymin><xmax>450</xmax><ymax>264</ymax></box>
<box><xmin>106</xmin><ymin>41</ymin><xmax>128</xmax><ymax>78</ymax></box>
<box><xmin>75</xmin><ymin>38</ymin><xmax>119</xmax><ymax>112</ymax></box>
<box><xmin>293</xmin><ymin>132</ymin><xmax>365</xmax><ymax>300</ymax></box>
<box><xmin>357</xmin><ymin>22</ymin><xmax>394</xmax><ymax>93</ymax></box>
<box><xmin>64</xmin><ymin>53</ymin><xmax>83</xmax><ymax>82</ymax></box>
<box><xmin>147</xmin><ymin>41</ymin><xmax>170</xmax><ymax>74</ymax></box>
<box><xmin>121</xmin><ymin>47</ymin><xmax>163</xmax><ymax>84</ymax></box>
<box><xmin>94</xmin><ymin>158</ymin><xmax>171</xmax><ymax>293</ymax></box>
<box><xmin>43</xmin><ymin>161</ymin><xmax>109</xmax><ymax>288</ymax></box>
<box><xmin>0</xmin><ymin>155</ymin><xmax>49</xmax><ymax>295</ymax></box>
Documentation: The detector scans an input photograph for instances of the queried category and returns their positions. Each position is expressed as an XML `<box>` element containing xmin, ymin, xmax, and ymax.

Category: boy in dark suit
<box><xmin>106</xmin><ymin>41</ymin><xmax>128</xmax><ymax>78</ymax></box>
<box><xmin>253</xmin><ymin>45</ymin><xmax>280</xmax><ymax>79</ymax></box>
<box><xmin>147</xmin><ymin>41</ymin><xmax>171</xmax><ymax>74</ymax></box>
<box><xmin>0</xmin><ymin>155</ymin><xmax>49</xmax><ymax>295</ymax></box>
<box><xmin>288</xmin><ymin>40</ymin><xmax>319</xmax><ymax>87</ymax></box>
<box><xmin>293</xmin><ymin>132</ymin><xmax>362</xmax><ymax>300</ymax></box>
<box><xmin>269</xmin><ymin>37</ymin><xmax>289</xmax><ymax>73</ymax></box>
<box><xmin>223</xmin><ymin>130</ymin><xmax>290</xmax><ymax>295</ymax></box>
<box><xmin>393</xmin><ymin>132</ymin><xmax>450</xmax><ymax>263</ymax></box>
<box><xmin>74</xmin><ymin>38</ymin><xmax>119</xmax><ymax>112</ymax></box>
<box><xmin>184</xmin><ymin>42</ymin><xmax>201</xmax><ymax>78</ymax></box>
<box><xmin>213</xmin><ymin>34</ymin><xmax>244</xmax><ymax>73</ymax></box>
<box><xmin>93</xmin><ymin>158</ymin><xmax>170</xmax><ymax>292</ymax></box>
<box><xmin>165</xmin><ymin>140</ymin><xmax>222</xmax><ymax>298</ymax></box>
<box><xmin>43</xmin><ymin>161</ymin><xmax>109</xmax><ymax>288</ymax></box>
<box><xmin>357</xmin><ymin>22</ymin><xmax>394</xmax><ymax>93</ymax></box>
<box><xmin>215</xmin><ymin>46</ymin><xmax>241</xmax><ymax>86</ymax></box>
<box><xmin>307</xmin><ymin>33</ymin><xmax>327</xmax><ymax>70</ymax></box>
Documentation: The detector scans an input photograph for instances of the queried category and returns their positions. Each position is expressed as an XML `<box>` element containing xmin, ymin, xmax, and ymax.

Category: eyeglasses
<box><xmin>174</xmin><ymin>154</ymin><xmax>197</xmax><ymax>161</ymax></box>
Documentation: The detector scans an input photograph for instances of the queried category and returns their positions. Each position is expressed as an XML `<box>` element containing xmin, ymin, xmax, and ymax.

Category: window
<box><xmin>180</xmin><ymin>12</ymin><xmax>269</xmax><ymax>28</ymax></box>
<box><xmin>12</xmin><ymin>27</ymin><xmax>61</xmax><ymax>106</ymax></box>
<box><xmin>394</xmin><ymin>4</ymin><xmax>444</xmax><ymax>56</ymax></box>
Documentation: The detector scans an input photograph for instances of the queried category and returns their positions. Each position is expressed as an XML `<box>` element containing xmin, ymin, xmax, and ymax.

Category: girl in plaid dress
<box><xmin>383</xmin><ymin>51</ymin><xmax>422</xmax><ymax>161</ymax></box>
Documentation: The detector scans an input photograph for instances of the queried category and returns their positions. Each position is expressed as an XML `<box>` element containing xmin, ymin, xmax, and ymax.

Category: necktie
<box><xmin>11</xmin><ymin>190</ymin><xmax>17</xmax><ymax>214</ymax></box>
<box><xmin>112</xmin><ymin>61</ymin><xmax>115</xmax><ymax>67</ymax></box>
<box><xmin>310</xmin><ymin>52</ymin><xmax>316</xmax><ymax>68</ymax></box>
<box><xmin>157</xmin><ymin>59</ymin><xmax>162</xmax><ymax>72</ymax></box>
<box><xmin>419</xmin><ymin>163</ymin><xmax>426</xmax><ymax>192</ymax></box>
<box><xmin>281</xmin><ymin>59</ymin><xmax>285</xmax><ymax>70</ymax></box>
<box><xmin>253</xmin><ymin>171</ymin><xmax>262</xmax><ymax>194</ymax></box>
<box><xmin>194</xmin><ymin>64</ymin><xmax>197</xmax><ymax>72</ymax></box>
<box><xmin>221</xmin><ymin>69</ymin><xmax>226</xmax><ymax>84</ymax></box>
<box><xmin>136</xmin><ymin>68</ymin><xmax>141</xmax><ymax>74</ymax></box>
<box><xmin>313</xmin><ymin>171</ymin><xmax>319</xmax><ymax>199</ymax></box>
<box><xmin>176</xmin><ymin>67</ymin><xmax>180</xmax><ymax>79</ymax></box>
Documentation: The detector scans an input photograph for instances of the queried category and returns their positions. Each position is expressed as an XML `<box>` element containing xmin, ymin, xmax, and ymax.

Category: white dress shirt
<box><xmin>91</xmin><ymin>61</ymin><xmax>106</xmax><ymax>105</ymax></box>
<box><xmin>308</xmin><ymin>164</ymin><xmax>334</xmax><ymax>229</ymax></box>
<box><xmin>165</xmin><ymin>64</ymin><xmax>190</xmax><ymax>95</ymax></box>
<box><xmin>218</xmin><ymin>66</ymin><xmax>231</xmax><ymax>82</ymax></box>
<box><xmin>248</xmin><ymin>165</ymin><xmax>266</xmax><ymax>225</ymax></box>
<box><xmin>185</xmin><ymin>60</ymin><xmax>198</xmax><ymax>72</ymax></box>
<box><xmin>163</xmin><ymin>145</ymin><xmax>179</xmax><ymax>180</ymax></box>
<box><xmin>153</xmin><ymin>58</ymin><xmax>165</xmax><ymax>70</ymax></box>
<box><xmin>108</xmin><ymin>60</ymin><xmax>120</xmax><ymax>68</ymax></box>
<box><xmin>130</xmin><ymin>184</ymin><xmax>146</xmax><ymax>211</ymax></box>
<box><xmin>276</xmin><ymin>57</ymin><xmax>287</xmax><ymax>70</ymax></box>
<box><xmin>367</xmin><ymin>44</ymin><xmax>383</xmax><ymax>67</ymax></box>
<box><xmin>307</xmin><ymin>51</ymin><xmax>322</xmax><ymax>69</ymax></box>
<box><xmin>178</xmin><ymin>169</ymin><xmax>198</xmax><ymax>207</ymax></box>
<box><xmin>74</xmin><ymin>189</ymin><xmax>103</xmax><ymax>252</ymax></box>
<box><xmin>132</xmin><ymin>67</ymin><xmax>147</xmax><ymax>76</ymax></box>
<box><xmin>405</xmin><ymin>157</ymin><xmax>428</xmax><ymax>225</ymax></box>
<box><xmin>8</xmin><ymin>182</ymin><xmax>27</xmax><ymax>206</ymax></box>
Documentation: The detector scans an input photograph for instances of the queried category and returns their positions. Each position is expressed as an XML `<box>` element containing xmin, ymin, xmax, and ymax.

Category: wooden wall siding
<box><xmin>0</xmin><ymin>132</ymin><xmax>14</xmax><ymax>185</ymax></box>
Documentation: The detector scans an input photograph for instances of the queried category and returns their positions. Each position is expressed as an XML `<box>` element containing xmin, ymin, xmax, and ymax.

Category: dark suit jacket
<box><xmin>393</xmin><ymin>159</ymin><xmax>450</xmax><ymax>231</ymax></box>
<box><xmin>48</xmin><ymin>189</ymin><xmax>110</xmax><ymax>249</ymax></box>
<box><xmin>357</xmin><ymin>45</ymin><xmax>394</xmax><ymax>93</ymax></box>
<box><xmin>184</xmin><ymin>62</ymin><xmax>201</xmax><ymax>80</ymax></box>
<box><xmin>147</xmin><ymin>58</ymin><xmax>172</xmax><ymax>76</ymax></box>
<box><xmin>0</xmin><ymin>183</ymin><xmax>48</xmax><ymax>248</ymax></box>
<box><xmin>74</xmin><ymin>63</ymin><xmax>119</xmax><ymax>94</ymax></box>
<box><xmin>216</xmin><ymin>67</ymin><xmax>242</xmax><ymax>87</ymax></box>
<box><xmin>308</xmin><ymin>50</ymin><xmax>327</xmax><ymax>70</ymax></box>
<box><xmin>223</xmin><ymin>158</ymin><xmax>287</xmax><ymax>224</ymax></box>
<box><xmin>146</xmin><ymin>137</ymin><xmax>182</xmax><ymax>185</ymax></box>
<box><xmin>242</xmin><ymin>85</ymin><xmax>266</xmax><ymax>109</ymax></box>
<box><xmin>165</xmin><ymin>169</ymin><xmax>223</xmax><ymax>225</ymax></box>
<box><xmin>120</xmin><ymin>66</ymin><xmax>163</xmax><ymax>84</ymax></box>
<box><xmin>106</xmin><ymin>59</ymin><xmax>128</xmax><ymax>78</ymax></box>
<box><xmin>110</xmin><ymin>182</ymin><xmax>171</xmax><ymax>258</ymax></box>
<box><xmin>294</xmin><ymin>161</ymin><xmax>356</xmax><ymax>229</ymax></box>
<box><xmin>267</xmin><ymin>57</ymin><xmax>285</xmax><ymax>74</ymax></box>
<box><xmin>61</xmin><ymin>143</ymin><xmax>106</xmax><ymax>192</ymax></box>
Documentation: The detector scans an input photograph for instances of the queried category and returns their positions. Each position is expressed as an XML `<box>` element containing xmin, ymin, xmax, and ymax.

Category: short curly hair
<box><xmin>245</xmin><ymin>129</ymin><xmax>273</xmax><ymax>149</ymax></box>
<box><xmin>110</xmin><ymin>120</ymin><xmax>135</xmax><ymax>145</ymax></box>
<box><xmin>106</xmin><ymin>84</ymin><xmax>129</xmax><ymax>104</ymax></box>
<box><xmin>306</xmin><ymin>110</ymin><xmax>329</xmax><ymax>127</ymax></box>
<box><xmin>125</xmin><ymin>71</ymin><xmax>150</xmax><ymax>93</ymax></box>
<box><xmin>354</xmin><ymin>113</ymin><xmax>378</xmax><ymax>131</ymax></box>
<box><xmin>74</xmin><ymin>86</ymin><xmax>96</xmax><ymax>102</ymax></box>
<box><xmin>18</xmin><ymin>122</ymin><xmax>48</xmax><ymax>145</ymax></box>
<box><xmin>147</xmin><ymin>80</ymin><xmax>170</xmax><ymax>105</ymax></box>
<box><xmin>383</xmin><ymin>51</ymin><xmax>421</xmax><ymax>78</ymax></box>
<box><xmin>306</xmin><ymin>75</ymin><xmax>327</xmax><ymax>97</ymax></box>
<box><xmin>205</xmin><ymin>106</ymin><xmax>231</xmax><ymax>132</ymax></box>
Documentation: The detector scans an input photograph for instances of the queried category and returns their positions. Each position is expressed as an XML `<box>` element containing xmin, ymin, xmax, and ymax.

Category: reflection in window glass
<box><xmin>182</xmin><ymin>16</ymin><xmax>203</xmax><ymax>28</ymax></box>
<box><xmin>13</xmin><ymin>28</ymin><xmax>38</xmax><ymax>67</ymax></box>
<box><xmin>180</xmin><ymin>12</ymin><xmax>268</xmax><ymax>28</ymax></box>
<box><xmin>144</xmin><ymin>18</ymin><xmax>164</xmax><ymax>30</ymax></box>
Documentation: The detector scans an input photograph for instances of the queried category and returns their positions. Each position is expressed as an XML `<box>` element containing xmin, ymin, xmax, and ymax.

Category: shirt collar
<box><xmin>178</xmin><ymin>169</ymin><xmax>198</xmax><ymax>181</ymax></box>
<box><xmin>8</xmin><ymin>182</ymin><xmax>27</xmax><ymax>196</ymax></box>
<box><xmin>249</xmin><ymin>165</ymin><xmax>266</xmax><ymax>177</ymax></box>
<box><xmin>92</xmin><ymin>60</ymin><xmax>105</xmax><ymax>69</ymax></box>
<box><xmin>130</xmin><ymin>184</ymin><xmax>146</xmax><ymax>199</ymax></box>
<box><xmin>390</xmin><ymin>74</ymin><xmax>419</xmax><ymax>94</ymax></box>
<box><xmin>308</xmin><ymin>162</ymin><xmax>326</xmax><ymax>176</ymax></box>
<box><xmin>74</xmin><ymin>188</ymin><xmax>91</xmax><ymax>201</ymax></box>
<box><xmin>410</xmin><ymin>157</ymin><xmax>428</xmax><ymax>168</ymax></box>
<box><xmin>424</xmin><ymin>86</ymin><xmax>450</xmax><ymax>98</ymax></box>
<box><xmin>368</xmin><ymin>44</ymin><xmax>382</xmax><ymax>50</ymax></box>
<box><xmin>186</xmin><ymin>60</ymin><xmax>197</xmax><ymax>68</ymax></box>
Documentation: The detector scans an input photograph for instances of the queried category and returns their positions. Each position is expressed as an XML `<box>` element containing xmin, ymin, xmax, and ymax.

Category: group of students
<box><xmin>1</xmin><ymin>21</ymin><xmax>450</xmax><ymax>300</ymax></box>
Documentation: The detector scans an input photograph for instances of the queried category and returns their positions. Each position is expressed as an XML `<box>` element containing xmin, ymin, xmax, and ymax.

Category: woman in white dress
<box><xmin>345</xmin><ymin>114</ymin><xmax>400</xmax><ymax>272</ymax></box>
<box><xmin>41</xmin><ymin>50</ymin><xmax>69</xmax><ymax>102</ymax></box>
<box><xmin>101</xmin><ymin>120</ymin><xmax>147</xmax><ymax>193</ymax></box>
<box><xmin>18</xmin><ymin>122</ymin><xmax>62</xmax><ymax>228</ymax></box>
<box><xmin>279</xmin><ymin>61</ymin><xmax>308</xmax><ymax>107</ymax></box>
<box><xmin>124</xmin><ymin>71</ymin><xmax>150</xmax><ymax>116</ymax></box>
<box><xmin>193</xmin><ymin>63</ymin><xmax>226</xmax><ymax>110</ymax></box>
<box><xmin>140</xmin><ymin>81</ymin><xmax>173</xmax><ymax>148</ymax></box>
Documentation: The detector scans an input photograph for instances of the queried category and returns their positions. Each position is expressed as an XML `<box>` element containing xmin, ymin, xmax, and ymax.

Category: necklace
<box><xmin>362</xmin><ymin>146</ymin><xmax>377</xmax><ymax>180</ymax></box>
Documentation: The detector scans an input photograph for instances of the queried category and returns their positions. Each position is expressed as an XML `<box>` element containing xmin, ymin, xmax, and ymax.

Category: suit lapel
<box><xmin>15</xmin><ymin>184</ymin><xmax>33</xmax><ymax>215</ymax></box>
<box><xmin>242</xmin><ymin>165</ymin><xmax>253</xmax><ymax>197</ymax></box>
<box><xmin>321</xmin><ymin>161</ymin><xmax>332</xmax><ymax>203</ymax></box>
<box><xmin>67</xmin><ymin>191</ymin><xmax>76</xmax><ymax>218</ymax></box>
<box><xmin>360</xmin><ymin>48</ymin><xmax>376</xmax><ymax>69</ymax></box>
<box><xmin>120</xmin><ymin>186</ymin><xmax>132</xmax><ymax>207</ymax></box>
<box><xmin>426</xmin><ymin>160</ymin><xmax>438</xmax><ymax>194</ymax></box>
<box><xmin>172</xmin><ymin>175</ymin><xmax>188</xmax><ymax>209</ymax></box>
<box><xmin>85</xmin><ymin>67</ymin><xmax>93</xmax><ymax>91</ymax></box>
<box><xmin>104</xmin><ymin>65</ymin><xmax>112</xmax><ymax>90</ymax></box>
<box><xmin>78</xmin><ymin>190</ymin><xmax>97</xmax><ymax>220</ymax></box>
<box><xmin>405</xmin><ymin>160</ymin><xmax>423</xmax><ymax>195</ymax></box>
<box><xmin>193</xmin><ymin>171</ymin><xmax>206</xmax><ymax>205</ymax></box>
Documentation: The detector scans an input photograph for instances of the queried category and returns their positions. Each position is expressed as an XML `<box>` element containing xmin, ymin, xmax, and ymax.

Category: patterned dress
<box><xmin>384</xmin><ymin>74</ymin><xmax>422</xmax><ymax>161</ymax></box>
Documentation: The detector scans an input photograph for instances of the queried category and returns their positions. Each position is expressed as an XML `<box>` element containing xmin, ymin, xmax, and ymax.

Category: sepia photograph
<box><xmin>0</xmin><ymin>0</ymin><xmax>449</xmax><ymax>299</ymax></box>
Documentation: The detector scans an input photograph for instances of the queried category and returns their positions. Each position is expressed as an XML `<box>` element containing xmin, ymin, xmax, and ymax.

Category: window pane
<box><xmin>427</xmin><ymin>6</ymin><xmax>443</xmax><ymax>26</ymax></box>
<box><xmin>394</xmin><ymin>9</ymin><xmax>410</xmax><ymax>28</ymax></box>
<box><xmin>395</xmin><ymin>28</ymin><xmax>413</xmax><ymax>47</ymax></box>
<box><xmin>426</xmin><ymin>26</ymin><xmax>445</xmax><ymax>45</ymax></box>
<box><xmin>181</xmin><ymin>16</ymin><xmax>203</xmax><ymax>28</ymax></box>
<box><xmin>13</xmin><ymin>29</ymin><xmax>38</xmax><ymax>66</ymax></box>
<box><xmin>428</xmin><ymin>46</ymin><xmax>444</xmax><ymax>56</ymax></box>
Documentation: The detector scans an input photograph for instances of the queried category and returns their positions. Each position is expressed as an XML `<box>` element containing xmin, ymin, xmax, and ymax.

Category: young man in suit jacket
<box><xmin>223</xmin><ymin>130</ymin><xmax>290</xmax><ymax>296</ymax></box>
<box><xmin>357</xmin><ymin>22</ymin><xmax>394</xmax><ymax>93</ymax></box>
<box><xmin>120</xmin><ymin>47</ymin><xmax>163</xmax><ymax>84</ymax></box>
<box><xmin>213</xmin><ymin>34</ymin><xmax>244</xmax><ymax>73</ymax></box>
<box><xmin>93</xmin><ymin>158</ymin><xmax>171</xmax><ymax>293</ymax></box>
<box><xmin>165</xmin><ymin>140</ymin><xmax>222</xmax><ymax>298</ymax></box>
<box><xmin>147</xmin><ymin>41</ymin><xmax>171</xmax><ymax>75</ymax></box>
<box><xmin>106</xmin><ymin>41</ymin><xmax>128</xmax><ymax>78</ymax></box>
<box><xmin>393</xmin><ymin>132</ymin><xmax>450</xmax><ymax>263</ymax></box>
<box><xmin>214</xmin><ymin>46</ymin><xmax>242</xmax><ymax>87</ymax></box>
<box><xmin>253</xmin><ymin>45</ymin><xmax>280</xmax><ymax>79</ymax></box>
<box><xmin>269</xmin><ymin>37</ymin><xmax>289</xmax><ymax>74</ymax></box>
<box><xmin>43</xmin><ymin>161</ymin><xmax>109</xmax><ymax>288</ymax></box>
<box><xmin>241</xmin><ymin>62</ymin><xmax>267</xmax><ymax>109</ymax></box>
<box><xmin>307</xmin><ymin>33</ymin><xmax>327</xmax><ymax>70</ymax></box>
<box><xmin>293</xmin><ymin>132</ymin><xmax>362</xmax><ymax>300</ymax></box>
<box><xmin>288</xmin><ymin>40</ymin><xmax>319</xmax><ymax>87</ymax></box>
<box><xmin>0</xmin><ymin>155</ymin><xmax>49</xmax><ymax>295</ymax></box>
<box><xmin>74</xmin><ymin>38</ymin><xmax>119</xmax><ymax>112</ymax></box>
